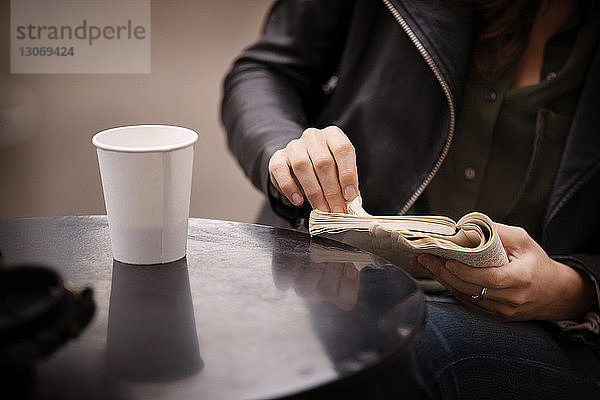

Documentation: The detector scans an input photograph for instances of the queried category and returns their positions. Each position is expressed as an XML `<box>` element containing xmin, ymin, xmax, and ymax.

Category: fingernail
<box><xmin>417</xmin><ymin>254</ymin><xmax>430</xmax><ymax>268</ymax></box>
<box><xmin>345</xmin><ymin>267</ymin><xmax>358</xmax><ymax>278</ymax></box>
<box><xmin>291</xmin><ymin>193</ymin><xmax>303</xmax><ymax>205</ymax></box>
<box><xmin>344</xmin><ymin>185</ymin><xmax>357</xmax><ymax>200</ymax></box>
<box><xmin>333</xmin><ymin>206</ymin><xmax>345</xmax><ymax>213</ymax></box>
<box><xmin>317</xmin><ymin>204</ymin><xmax>330</xmax><ymax>212</ymax></box>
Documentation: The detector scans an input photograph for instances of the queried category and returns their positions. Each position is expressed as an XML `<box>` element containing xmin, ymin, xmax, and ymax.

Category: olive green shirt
<box><xmin>414</xmin><ymin>5</ymin><xmax>600</xmax><ymax>241</ymax></box>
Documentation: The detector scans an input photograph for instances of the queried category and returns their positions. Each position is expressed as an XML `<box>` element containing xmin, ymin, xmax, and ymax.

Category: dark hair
<box><xmin>470</xmin><ymin>0</ymin><xmax>542</xmax><ymax>79</ymax></box>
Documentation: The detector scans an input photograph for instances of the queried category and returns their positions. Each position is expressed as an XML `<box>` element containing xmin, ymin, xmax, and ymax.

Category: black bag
<box><xmin>0</xmin><ymin>257</ymin><xmax>95</xmax><ymax>383</ymax></box>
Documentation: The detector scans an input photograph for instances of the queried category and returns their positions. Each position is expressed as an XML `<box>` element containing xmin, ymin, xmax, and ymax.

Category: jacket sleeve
<box><xmin>545</xmin><ymin>166</ymin><xmax>600</xmax><ymax>315</ymax></box>
<box><xmin>552</xmin><ymin>253</ymin><xmax>600</xmax><ymax>350</ymax></box>
<box><xmin>549</xmin><ymin>213</ymin><xmax>600</xmax><ymax>347</ymax></box>
<box><xmin>221</xmin><ymin>0</ymin><xmax>354</xmax><ymax>219</ymax></box>
<box><xmin>555</xmin><ymin>253</ymin><xmax>600</xmax><ymax>310</ymax></box>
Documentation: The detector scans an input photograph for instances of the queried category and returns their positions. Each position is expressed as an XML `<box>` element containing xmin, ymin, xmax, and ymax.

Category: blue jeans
<box><xmin>361</xmin><ymin>295</ymin><xmax>600</xmax><ymax>400</ymax></box>
<box><xmin>323</xmin><ymin>295</ymin><xmax>600</xmax><ymax>400</ymax></box>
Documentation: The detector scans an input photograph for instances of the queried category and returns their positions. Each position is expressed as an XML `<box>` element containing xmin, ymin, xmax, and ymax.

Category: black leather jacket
<box><xmin>221</xmin><ymin>0</ymin><xmax>600</xmax><ymax>291</ymax></box>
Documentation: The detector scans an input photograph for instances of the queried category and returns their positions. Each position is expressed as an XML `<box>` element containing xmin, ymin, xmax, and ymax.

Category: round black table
<box><xmin>0</xmin><ymin>216</ymin><xmax>425</xmax><ymax>399</ymax></box>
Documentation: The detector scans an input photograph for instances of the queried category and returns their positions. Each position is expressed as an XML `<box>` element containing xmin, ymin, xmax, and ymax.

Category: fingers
<box><xmin>316</xmin><ymin>262</ymin><xmax>345</xmax><ymax>303</ymax></box>
<box><xmin>450</xmin><ymin>292</ymin><xmax>514</xmax><ymax>320</ymax></box>
<box><xmin>303</xmin><ymin>128</ymin><xmax>346</xmax><ymax>212</ymax></box>
<box><xmin>415</xmin><ymin>255</ymin><xmax>502</xmax><ymax>300</ymax></box>
<box><xmin>415</xmin><ymin>254</ymin><xmax>483</xmax><ymax>298</ymax></box>
<box><xmin>267</xmin><ymin>126</ymin><xmax>358</xmax><ymax>212</ymax></box>
<box><xmin>415</xmin><ymin>254</ymin><xmax>534</xmax><ymax>318</ymax></box>
<box><xmin>444</xmin><ymin>259</ymin><xmax>513</xmax><ymax>290</ymax></box>
<box><xmin>337</xmin><ymin>264</ymin><xmax>360</xmax><ymax>310</ymax></box>
<box><xmin>323</xmin><ymin>126</ymin><xmax>359</xmax><ymax>202</ymax></box>
<box><xmin>289</xmin><ymin>261</ymin><xmax>360</xmax><ymax>311</ymax></box>
<box><xmin>287</xmin><ymin>138</ymin><xmax>330</xmax><ymax>212</ymax></box>
<box><xmin>495</xmin><ymin>223</ymin><xmax>534</xmax><ymax>255</ymax></box>
<box><xmin>294</xmin><ymin>261</ymin><xmax>325</xmax><ymax>298</ymax></box>
<box><xmin>316</xmin><ymin>262</ymin><xmax>359</xmax><ymax>310</ymax></box>
<box><xmin>414</xmin><ymin>224</ymin><xmax>564</xmax><ymax>322</ymax></box>
<box><xmin>268</xmin><ymin>149</ymin><xmax>305</xmax><ymax>206</ymax></box>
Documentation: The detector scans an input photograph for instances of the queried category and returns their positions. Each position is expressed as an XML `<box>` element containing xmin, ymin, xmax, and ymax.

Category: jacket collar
<box><xmin>385</xmin><ymin>0</ymin><xmax>472</xmax><ymax>105</ymax></box>
<box><xmin>387</xmin><ymin>0</ymin><xmax>600</xmax><ymax>230</ymax></box>
<box><xmin>545</xmin><ymin>38</ymin><xmax>600</xmax><ymax>228</ymax></box>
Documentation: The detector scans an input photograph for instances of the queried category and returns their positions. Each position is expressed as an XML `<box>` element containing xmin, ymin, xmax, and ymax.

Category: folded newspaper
<box><xmin>309</xmin><ymin>196</ymin><xmax>509</xmax><ymax>269</ymax></box>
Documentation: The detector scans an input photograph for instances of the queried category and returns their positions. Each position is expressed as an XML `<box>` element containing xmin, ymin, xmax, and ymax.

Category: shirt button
<box><xmin>486</xmin><ymin>89</ymin><xmax>497</xmax><ymax>103</ymax></box>
<box><xmin>464</xmin><ymin>167</ymin><xmax>476</xmax><ymax>180</ymax></box>
<box><xmin>545</xmin><ymin>71</ymin><xmax>557</xmax><ymax>81</ymax></box>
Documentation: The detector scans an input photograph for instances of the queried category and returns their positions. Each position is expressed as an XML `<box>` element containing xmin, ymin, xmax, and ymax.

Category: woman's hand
<box><xmin>268</xmin><ymin>126</ymin><xmax>359</xmax><ymax>213</ymax></box>
<box><xmin>275</xmin><ymin>260</ymin><xmax>360</xmax><ymax>311</ymax></box>
<box><xmin>411</xmin><ymin>223</ymin><xmax>596</xmax><ymax>321</ymax></box>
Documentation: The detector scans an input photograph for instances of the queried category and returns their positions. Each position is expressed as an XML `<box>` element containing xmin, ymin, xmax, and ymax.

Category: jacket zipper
<box><xmin>381</xmin><ymin>0</ymin><xmax>456</xmax><ymax>215</ymax></box>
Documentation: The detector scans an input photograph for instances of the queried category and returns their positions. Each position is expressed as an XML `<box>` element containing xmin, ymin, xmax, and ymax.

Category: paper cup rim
<box><xmin>92</xmin><ymin>125</ymin><xmax>198</xmax><ymax>153</ymax></box>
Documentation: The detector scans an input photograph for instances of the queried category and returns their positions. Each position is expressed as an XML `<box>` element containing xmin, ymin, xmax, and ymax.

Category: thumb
<box><xmin>495</xmin><ymin>222</ymin><xmax>531</xmax><ymax>250</ymax></box>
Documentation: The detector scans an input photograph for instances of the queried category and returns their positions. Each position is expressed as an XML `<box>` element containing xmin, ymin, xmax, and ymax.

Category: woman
<box><xmin>222</xmin><ymin>0</ymin><xmax>600</xmax><ymax>397</ymax></box>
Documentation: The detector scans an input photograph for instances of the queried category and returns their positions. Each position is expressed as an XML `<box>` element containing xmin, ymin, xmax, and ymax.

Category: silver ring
<box><xmin>471</xmin><ymin>286</ymin><xmax>487</xmax><ymax>300</ymax></box>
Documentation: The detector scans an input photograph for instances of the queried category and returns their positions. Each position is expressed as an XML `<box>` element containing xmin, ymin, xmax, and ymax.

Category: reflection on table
<box><xmin>107</xmin><ymin>259</ymin><xmax>203</xmax><ymax>382</ymax></box>
<box><xmin>0</xmin><ymin>216</ymin><xmax>425</xmax><ymax>399</ymax></box>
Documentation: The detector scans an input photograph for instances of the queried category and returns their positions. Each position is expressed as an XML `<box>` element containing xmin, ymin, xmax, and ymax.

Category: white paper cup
<box><xmin>92</xmin><ymin>125</ymin><xmax>198</xmax><ymax>264</ymax></box>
